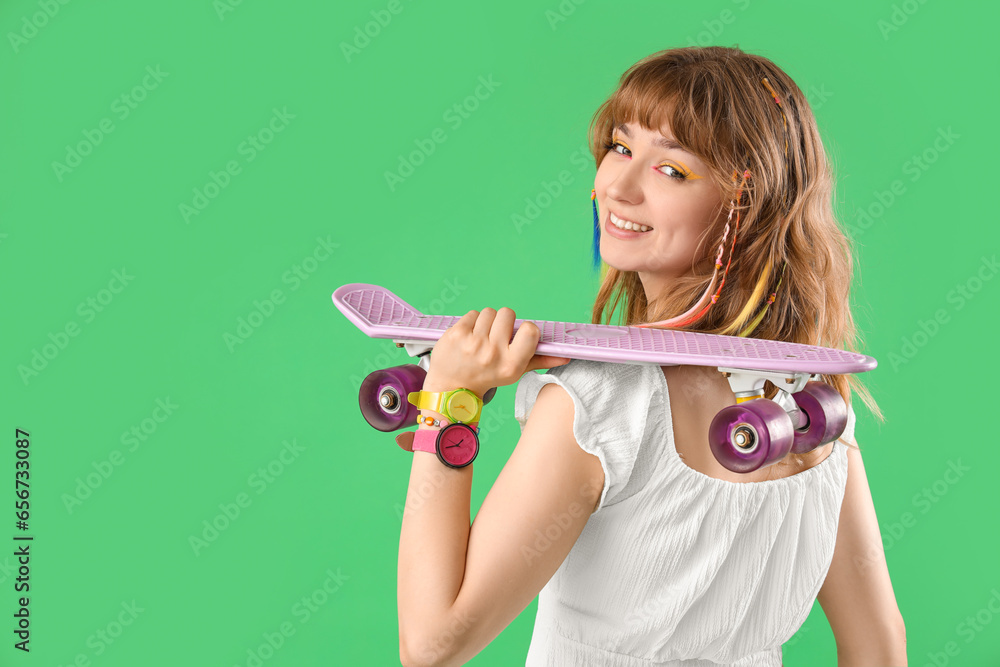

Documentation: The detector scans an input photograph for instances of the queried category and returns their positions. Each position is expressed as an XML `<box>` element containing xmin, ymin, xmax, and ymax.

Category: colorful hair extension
<box><xmin>717</xmin><ymin>257</ymin><xmax>775</xmax><ymax>336</ymax></box>
<box><xmin>761</xmin><ymin>77</ymin><xmax>788</xmax><ymax>159</ymax></box>
<box><xmin>734</xmin><ymin>261</ymin><xmax>786</xmax><ymax>337</ymax></box>
<box><xmin>634</xmin><ymin>169</ymin><xmax>750</xmax><ymax>329</ymax></box>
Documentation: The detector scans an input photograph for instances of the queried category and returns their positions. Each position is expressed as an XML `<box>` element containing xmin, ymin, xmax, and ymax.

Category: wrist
<box><xmin>412</xmin><ymin>381</ymin><xmax>485</xmax><ymax>426</ymax></box>
<box><xmin>422</xmin><ymin>376</ymin><xmax>485</xmax><ymax>399</ymax></box>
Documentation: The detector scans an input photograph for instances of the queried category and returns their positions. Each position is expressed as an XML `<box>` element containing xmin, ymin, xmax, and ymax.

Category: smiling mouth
<box><xmin>609</xmin><ymin>211</ymin><xmax>653</xmax><ymax>233</ymax></box>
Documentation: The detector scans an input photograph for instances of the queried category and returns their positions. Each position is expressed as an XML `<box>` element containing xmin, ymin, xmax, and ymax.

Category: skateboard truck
<box><xmin>708</xmin><ymin>366</ymin><xmax>849</xmax><ymax>470</ymax></box>
<box><xmin>395</xmin><ymin>340</ymin><xmax>433</xmax><ymax>372</ymax></box>
<box><xmin>718</xmin><ymin>366</ymin><xmax>819</xmax><ymax>431</ymax></box>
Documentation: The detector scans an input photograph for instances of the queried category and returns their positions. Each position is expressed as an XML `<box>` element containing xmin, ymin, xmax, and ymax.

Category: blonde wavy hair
<box><xmin>588</xmin><ymin>46</ymin><xmax>882</xmax><ymax>438</ymax></box>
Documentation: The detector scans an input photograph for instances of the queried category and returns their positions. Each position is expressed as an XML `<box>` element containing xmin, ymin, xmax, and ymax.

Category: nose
<box><xmin>605</xmin><ymin>158</ymin><xmax>645</xmax><ymax>205</ymax></box>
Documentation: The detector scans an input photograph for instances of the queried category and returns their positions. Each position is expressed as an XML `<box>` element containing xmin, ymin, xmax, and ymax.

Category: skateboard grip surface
<box><xmin>333</xmin><ymin>283</ymin><xmax>877</xmax><ymax>374</ymax></box>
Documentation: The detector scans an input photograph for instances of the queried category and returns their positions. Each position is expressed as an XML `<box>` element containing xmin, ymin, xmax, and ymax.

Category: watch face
<box><xmin>444</xmin><ymin>390</ymin><xmax>478</xmax><ymax>423</ymax></box>
<box><xmin>437</xmin><ymin>423</ymin><xmax>478</xmax><ymax>468</ymax></box>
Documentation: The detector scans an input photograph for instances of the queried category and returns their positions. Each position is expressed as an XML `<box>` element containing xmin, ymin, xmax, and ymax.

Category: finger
<box><xmin>473</xmin><ymin>307</ymin><xmax>497</xmax><ymax>338</ymax></box>
<box><xmin>451</xmin><ymin>309</ymin><xmax>479</xmax><ymax>333</ymax></box>
<box><xmin>491</xmin><ymin>307</ymin><xmax>517</xmax><ymax>346</ymax></box>
<box><xmin>510</xmin><ymin>320</ymin><xmax>541</xmax><ymax>363</ymax></box>
<box><xmin>524</xmin><ymin>355</ymin><xmax>572</xmax><ymax>374</ymax></box>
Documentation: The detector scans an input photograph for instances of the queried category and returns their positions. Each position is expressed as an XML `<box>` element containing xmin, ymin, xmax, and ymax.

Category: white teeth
<box><xmin>610</xmin><ymin>212</ymin><xmax>650</xmax><ymax>232</ymax></box>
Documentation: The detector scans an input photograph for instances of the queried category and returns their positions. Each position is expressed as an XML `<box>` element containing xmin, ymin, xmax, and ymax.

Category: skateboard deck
<box><xmin>332</xmin><ymin>283</ymin><xmax>876</xmax><ymax>375</ymax></box>
<box><xmin>333</xmin><ymin>283</ymin><xmax>876</xmax><ymax>472</ymax></box>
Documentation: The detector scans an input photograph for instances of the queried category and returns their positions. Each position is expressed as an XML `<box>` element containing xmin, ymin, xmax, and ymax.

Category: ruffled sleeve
<box><xmin>514</xmin><ymin>359</ymin><xmax>656</xmax><ymax>515</ymax></box>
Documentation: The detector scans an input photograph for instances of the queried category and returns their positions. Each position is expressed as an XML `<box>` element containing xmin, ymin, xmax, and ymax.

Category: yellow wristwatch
<box><xmin>407</xmin><ymin>388</ymin><xmax>483</xmax><ymax>424</ymax></box>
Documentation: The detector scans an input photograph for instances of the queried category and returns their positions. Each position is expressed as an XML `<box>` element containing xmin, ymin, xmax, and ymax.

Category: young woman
<box><xmin>396</xmin><ymin>46</ymin><xmax>906</xmax><ymax>667</ymax></box>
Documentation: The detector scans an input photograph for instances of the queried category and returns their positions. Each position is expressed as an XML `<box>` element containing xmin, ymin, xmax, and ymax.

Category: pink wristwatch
<box><xmin>407</xmin><ymin>421</ymin><xmax>480</xmax><ymax>469</ymax></box>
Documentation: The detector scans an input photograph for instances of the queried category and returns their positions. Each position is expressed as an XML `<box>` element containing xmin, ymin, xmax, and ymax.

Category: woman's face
<box><xmin>594</xmin><ymin>121</ymin><xmax>724</xmax><ymax>299</ymax></box>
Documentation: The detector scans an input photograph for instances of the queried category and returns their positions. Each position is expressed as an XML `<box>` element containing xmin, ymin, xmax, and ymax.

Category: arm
<box><xmin>399</xmin><ymin>380</ymin><xmax>604</xmax><ymax>667</ymax></box>
<box><xmin>817</xmin><ymin>435</ymin><xmax>907</xmax><ymax>666</ymax></box>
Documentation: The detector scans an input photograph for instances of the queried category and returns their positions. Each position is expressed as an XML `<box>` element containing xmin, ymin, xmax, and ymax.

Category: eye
<box><xmin>603</xmin><ymin>139</ymin><xmax>689</xmax><ymax>181</ymax></box>
<box><xmin>604</xmin><ymin>140</ymin><xmax>631</xmax><ymax>157</ymax></box>
<box><xmin>658</xmin><ymin>163</ymin><xmax>689</xmax><ymax>180</ymax></box>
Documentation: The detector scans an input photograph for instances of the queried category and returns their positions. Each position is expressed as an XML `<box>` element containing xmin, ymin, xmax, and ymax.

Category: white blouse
<box><xmin>514</xmin><ymin>359</ymin><xmax>853</xmax><ymax>666</ymax></box>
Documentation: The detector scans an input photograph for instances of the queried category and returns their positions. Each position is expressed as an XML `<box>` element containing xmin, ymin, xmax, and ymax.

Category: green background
<box><xmin>2</xmin><ymin>0</ymin><xmax>997</xmax><ymax>664</ymax></box>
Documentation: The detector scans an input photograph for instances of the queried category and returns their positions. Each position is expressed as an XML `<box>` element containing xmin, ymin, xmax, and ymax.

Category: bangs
<box><xmin>598</xmin><ymin>70</ymin><xmax>728</xmax><ymax>178</ymax></box>
<box><xmin>605</xmin><ymin>75</ymin><xmax>679</xmax><ymax>140</ymax></box>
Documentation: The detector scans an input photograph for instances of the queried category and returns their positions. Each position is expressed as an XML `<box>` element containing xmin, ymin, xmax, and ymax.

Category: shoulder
<box><xmin>515</xmin><ymin>359</ymin><xmax>657</xmax><ymax>428</ymax></box>
<box><xmin>520</xmin><ymin>358</ymin><xmax>656</xmax><ymax>397</ymax></box>
<box><xmin>514</xmin><ymin>360</ymin><xmax>661</xmax><ymax>513</ymax></box>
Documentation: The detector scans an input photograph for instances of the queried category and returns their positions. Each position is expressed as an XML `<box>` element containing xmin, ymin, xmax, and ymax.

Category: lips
<box><xmin>604</xmin><ymin>217</ymin><xmax>652</xmax><ymax>240</ymax></box>
<box><xmin>609</xmin><ymin>210</ymin><xmax>652</xmax><ymax>232</ymax></box>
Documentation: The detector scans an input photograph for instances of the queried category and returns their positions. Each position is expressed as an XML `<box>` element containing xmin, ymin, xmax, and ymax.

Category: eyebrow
<box><xmin>616</xmin><ymin>123</ymin><xmax>693</xmax><ymax>155</ymax></box>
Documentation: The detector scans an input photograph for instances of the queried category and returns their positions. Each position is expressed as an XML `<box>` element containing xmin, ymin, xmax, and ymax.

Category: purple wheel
<box><xmin>709</xmin><ymin>399</ymin><xmax>794</xmax><ymax>473</ymax></box>
<box><xmin>790</xmin><ymin>382</ymin><xmax>848</xmax><ymax>454</ymax></box>
<box><xmin>359</xmin><ymin>364</ymin><xmax>427</xmax><ymax>432</ymax></box>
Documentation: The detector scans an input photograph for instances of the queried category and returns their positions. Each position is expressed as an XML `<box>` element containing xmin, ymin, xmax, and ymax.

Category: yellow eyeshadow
<box><xmin>611</xmin><ymin>135</ymin><xmax>703</xmax><ymax>179</ymax></box>
<box><xmin>665</xmin><ymin>160</ymin><xmax>703</xmax><ymax>179</ymax></box>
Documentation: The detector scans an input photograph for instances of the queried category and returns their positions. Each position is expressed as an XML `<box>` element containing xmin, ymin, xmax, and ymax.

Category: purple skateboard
<box><xmin>333</xmin><ymin>283</ymin><xmax>877</xmax><ymax>472</ymax></box>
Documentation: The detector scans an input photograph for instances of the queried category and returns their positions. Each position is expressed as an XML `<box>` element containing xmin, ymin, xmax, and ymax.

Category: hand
<box><xmin>422</xmin><ymin>307</ymin><xmax>571</xmax><ymax>397</ymax></box>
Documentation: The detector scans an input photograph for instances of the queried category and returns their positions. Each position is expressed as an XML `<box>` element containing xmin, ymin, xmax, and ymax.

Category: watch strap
<box><xmin>411</xmin><ymin>428</ymin><xmax>440</xmax><ymax>455</ymax></box>
<box><xmin>407</xmin><ymin>390</ymin><xmax>443</xmax><ymax>414</ymax></box>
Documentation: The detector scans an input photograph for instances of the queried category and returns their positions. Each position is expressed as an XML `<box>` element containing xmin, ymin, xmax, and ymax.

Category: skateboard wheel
<box><xmin>708</xmin><ymin>399</ymin><xmax>794</xmax><ymax>473</ymax></box>
<box><xmin>359</xmin><ymin>364</ymin><xmax>427</xmax><ymax>432</ymax></box>
<box><xmin>790</xmin><ymin>382</ymin><xmax>849</xmax><ymax>454</ymax></box>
